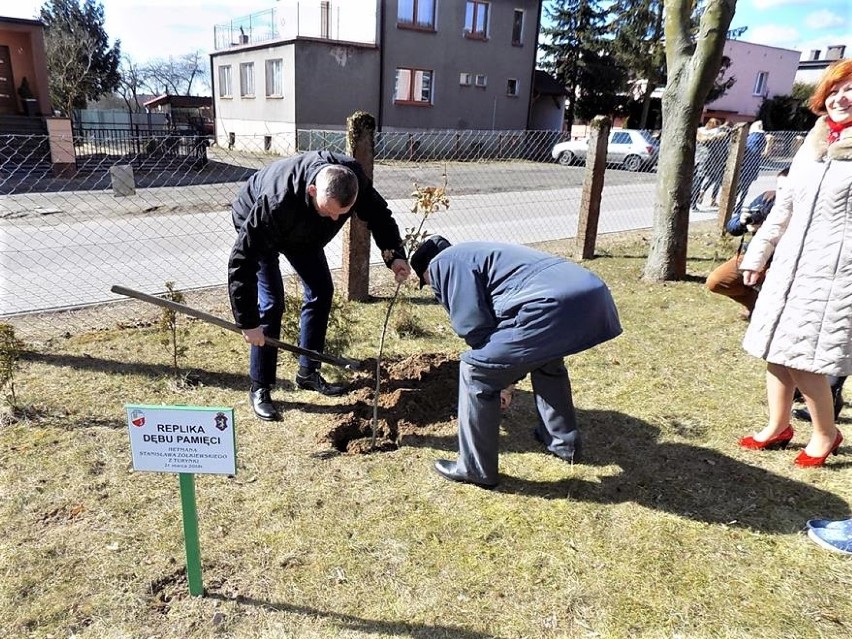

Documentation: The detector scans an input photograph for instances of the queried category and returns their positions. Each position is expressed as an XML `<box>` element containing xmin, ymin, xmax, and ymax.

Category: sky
<box><xmin>4</xmin><ymin>0</ymin><xmax>275</xmax><ymax>62</ymax></box>
<box><xmin>3</xmin><ymin>0</ymin><xmax>851</xmax><ymax>63</ymax></box>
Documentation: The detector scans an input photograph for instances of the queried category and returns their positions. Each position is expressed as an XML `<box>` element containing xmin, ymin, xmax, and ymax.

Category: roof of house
<box><xmin>534</xmin><ymin>70</ymin><xmax>566</xmax><ymax>96</ymax></box>
<box><xmin>0</xmin><ymin>17</ymin><xmax>44</xmax><ymax>28</ymax></box>
<box><xmin>143</xmin><ymin>95</ymin><xmax>213</xmax><ymax>109</ymax></box>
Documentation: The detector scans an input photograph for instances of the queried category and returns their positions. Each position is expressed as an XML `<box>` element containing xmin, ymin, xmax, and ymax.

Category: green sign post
<box><xmin>126</xmin><ymin>404</ymin><xmax>237</xmax><ymax>597</ymax></box>
<box><xmin>179</xmin><ymin>473</ymin><xmax>203</xmax><ymax>595</ymax></box>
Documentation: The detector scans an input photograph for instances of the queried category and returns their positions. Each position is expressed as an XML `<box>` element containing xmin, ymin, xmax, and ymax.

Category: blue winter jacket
<box><xmin>428</xmin><ymin>242</ymin><xmax>622</xmax><ymax>369</ymax></box>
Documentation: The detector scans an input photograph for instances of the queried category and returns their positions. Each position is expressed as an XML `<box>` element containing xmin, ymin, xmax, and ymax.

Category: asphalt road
<box><xmin>0</xmin><ymin>165</ymin><xmax>775</xmax><ymax>316</ymax></box>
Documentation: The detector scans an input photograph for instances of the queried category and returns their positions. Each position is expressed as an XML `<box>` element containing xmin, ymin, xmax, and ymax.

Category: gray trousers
<box><xmin>456</xmin><ymin>358</ymin><xmax>580</xmax><ymax>482</ymax></box>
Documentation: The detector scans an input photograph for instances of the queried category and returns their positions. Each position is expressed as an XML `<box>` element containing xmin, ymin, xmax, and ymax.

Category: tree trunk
<box><xmin>642</xmin><ymin>0</ymin><xmax>736</xmax><ymax>282</ymax></box>
<box><xmin>643</xmin><ymin>92</ymin><xmax>703</xmax><ymax>279</ymax></box>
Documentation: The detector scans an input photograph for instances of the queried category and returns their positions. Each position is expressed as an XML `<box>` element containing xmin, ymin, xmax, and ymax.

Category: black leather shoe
<box><xmin>793</xmin><ymin>392</ymin><xmax>844</xmax><ymax>423</ymax></box>
<box><xmin>249</xmin><ymin>387</ymin><xmax>278</xmax><ymax>421</ymax></box>
<box><xmin>295</xmin><ymin>371</ymin><xmax>347</xmax><ymax>396</ymax></box>
<box><xmin>433</xmin><ymin>459</ymin><xmax>498</xmax><ymax>489</ymax></box>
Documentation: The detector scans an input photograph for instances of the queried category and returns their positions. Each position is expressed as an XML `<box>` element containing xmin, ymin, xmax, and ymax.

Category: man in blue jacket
<box><xmin>411</xmin><ymin>237</ymin><xmax>622</xmax><ymax>488</ymax></box>
<box><xmin>229</xmin><ymin>151</ymin><xmax>410</xmax><ymax>421</ymax></box>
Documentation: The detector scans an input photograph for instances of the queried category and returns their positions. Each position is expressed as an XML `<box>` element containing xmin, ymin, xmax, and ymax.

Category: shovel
<box><xmin>111</xmin><ymin>285</ymin><xmax>364</xmax><ymax>371</ymax></box>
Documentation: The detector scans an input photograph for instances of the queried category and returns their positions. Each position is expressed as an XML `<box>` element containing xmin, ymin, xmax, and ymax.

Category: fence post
<box><xmin>342</xmin><ymin>111</ymin><xmax>375</xmax><ymax>302</ymax></box>
<box><xmin>46</xmin><ymin>117</ymin><xmax>77</xmax><ymax>178</ymax></box>
<box><xmin>574</xmin><ymin>115</ymin><xmax>610</xmax><ymax>260</ymax></box>
<box><xmin>717</xmin><ymin>123</ymin><xmax>748</xmax><ymax>233</ymax></box>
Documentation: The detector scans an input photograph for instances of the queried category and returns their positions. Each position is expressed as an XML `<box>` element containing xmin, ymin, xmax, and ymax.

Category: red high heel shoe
<box><xmin>794</xmin><ymin>431</ymin><xmax>844</xmax><ymax>468</ymax></box>
<box><xmin>739</xmin><ymin>425</ymin><xmax>794</xmax><ymax>450</ymax></box>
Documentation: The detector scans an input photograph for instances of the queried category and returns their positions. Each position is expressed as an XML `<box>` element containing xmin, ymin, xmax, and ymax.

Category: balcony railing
<box><xmin>213</xmin><ymin>2</ymin><xmax>376</xmax><ymax>51</ymax></box>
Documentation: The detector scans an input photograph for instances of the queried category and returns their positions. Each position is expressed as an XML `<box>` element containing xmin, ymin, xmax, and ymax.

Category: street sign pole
<box><xmin>179</xmin><ymin>473</ymin><xmax>204</xmax><ymax>596</ymax></box>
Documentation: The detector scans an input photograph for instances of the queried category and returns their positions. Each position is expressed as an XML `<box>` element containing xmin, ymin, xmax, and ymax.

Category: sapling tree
<box><xmin>0</xmin><ymin>323</ymin><xmax>23</xmax><ymax>410</ymax></box>
<box><xmin>371</xmin><ymin>177</ymin><xmax>450</xmax><ymax>447</ymax></box>
<box><xmin>158</xmin><ymin>281</ymin><xmax>188</xmax><ymax>383</ymax></box>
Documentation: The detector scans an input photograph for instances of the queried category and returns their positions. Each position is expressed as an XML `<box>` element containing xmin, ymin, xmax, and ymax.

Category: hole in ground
<box><xmin>321</xmin><ymin>352</ymin><xmax>459</xmax><ymax>453</ymax></box>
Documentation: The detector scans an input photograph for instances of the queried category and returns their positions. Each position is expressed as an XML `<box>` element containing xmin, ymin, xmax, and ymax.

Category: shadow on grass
<box><xmin>20</xmin><ymin>350</ymin><xmax>368</xmax><ymax>417</ymax></box>
<box><xmin>502</xmin><ymin>408</ymin><xmax>849</xmax><ymax>533</ymax></box>
<box><xmin>205</xmin><ymin>593</ymin><xmax>506</xmax><ymax>639</ymax></box>
<box><xmin>20</xmin><ymin>349</ymin><xmax>848</xmax><ymax>534</ymax></box>
<box><xmin>407</xmin><ymin>404</ymin><xmax>848</xmax><ymax>534</ymax></box>
<box><xmin>21</xmin><ymin>351</ymin><xmax>406</xmax><ymax>420</ymax></box>
<box><xmin>22</xmin><ymin>350</ymin><xmax>248</xmax><ymax>390</ymax></box>
<box><xmin>359</xmin><ymin>294</ymin><xmax>439</xmax><ymax>306</ymax></box>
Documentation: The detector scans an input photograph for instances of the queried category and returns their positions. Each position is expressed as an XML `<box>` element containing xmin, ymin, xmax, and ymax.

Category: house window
<box><xmin>240</xmin><ymin>62</ymin><xmax>255</xmax><ymax>97</ymax></box>
<box><xmin>265</xmin><ymin>59</ymin><xmax>283</xmax><ymax>97</ymax></box>
<box><xmin>320</xmin><ymin>1</ymin><xmax>331</xmax><ymax>38</ymax></box>
<box><xmin>460</xmin><ymin>72</ymin><xmax>472</xmax><ymax>86</ymax></box>
<box><xmin>218</xmin><ymin>65</ymin><xmax>232</xmax><ymax>98</ymax></box>
<box><xmin>465</xmin><ymin>1</ymin><xmax>489</xmax><ymax>40</ymax></box>
<box><xmin>475</xmin><ymin>74</ymin><xmax>487</xmax><ymax>87</ymax></box>
<box><xmin>398</xmin><ymin>0</ymin><xmax>436</xmax><ymax>30</ymax></box>
<box><xmin>753</xmin><ymin>71</ymin><xmax>768</xmax><ymax>96</ymax></box>
<box><xmin>511</xmin><ymin>9</ymin><xmax>524</xmax><ymax>45</ymax></box>
<box><xmin>395</xmin><ymin>67</ymin><xmax>433</xmax><ymax>104</ymax></box>
<box><xmin>506</xmin><ymin>78</ymin><xmax>519</xmax><ymax>96</ymax></box>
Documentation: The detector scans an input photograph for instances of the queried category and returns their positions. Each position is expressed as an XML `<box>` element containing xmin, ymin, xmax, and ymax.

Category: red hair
<box><xmin>809</xmin><ymin>59</ymin><xmax>852</xmax><ymax>115</ymax></box>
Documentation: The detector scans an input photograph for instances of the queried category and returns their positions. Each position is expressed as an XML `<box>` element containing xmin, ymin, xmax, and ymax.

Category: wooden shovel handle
<box><xmin>110</xmin><ymin>285</ymin><xmax>363</xmax><ymax>371</ymax></box>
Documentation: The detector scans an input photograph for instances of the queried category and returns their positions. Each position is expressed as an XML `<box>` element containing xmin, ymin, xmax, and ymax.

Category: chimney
<box><xmin>826</xmin><ymin>45</ymin><xmax>846</xmax><ymax>60</ymax></box>
<box><xmin>809</xmin><ymin>49</ymin><xmax>821</xmax><ymax>61</ymax></box>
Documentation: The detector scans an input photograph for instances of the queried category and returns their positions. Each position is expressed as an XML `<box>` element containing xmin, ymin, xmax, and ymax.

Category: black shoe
<box><xmin>792</xmin><ymin>392</ymin><xmax>844</xmax><ymax>423</ymax></box>
<box><xmin>433</xmin><ymin>459</ymin><xmax>498</xmax><ymax>489</ymax></box>
<box><xmin>295</xmin><ymin>371</ymin><xmax>347</xmax><ymax>396</ymax></box>
<box><xmin>249</xmin><ymin>387</ymin><xmax>278</xmax><ymax>421</ymax></box>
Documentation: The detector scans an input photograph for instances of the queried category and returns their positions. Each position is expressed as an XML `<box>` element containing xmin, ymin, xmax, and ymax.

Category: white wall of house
<box><xmin>213</xmin><ymin>45</ymin><xmax>297</xmax><ymax>153</ymax></box>
<box><xmin>795</xmin><ymin>45</ymin><xmax>848</xmax><ymax>86</ymax></box>
<box><xmin>706</xmin><ymin>40</ymin><xmax>800</xmax><ymax>122</ymax></box>
<box><xmin>796</xmin><ymin>67</ymin><xmax>827</xmax><ymax>86</ymax></box>
<box><xmin>529</xmin><ymin>95</ymin><xmax>565</xmax><ymax>130</ymax></box>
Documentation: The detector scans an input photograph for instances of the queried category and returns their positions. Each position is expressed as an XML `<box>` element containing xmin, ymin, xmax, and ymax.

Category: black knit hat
<box><xmin>410</xmin><ymin>235</ymin><xmax>452</xmax><ymax>288</ymax></box>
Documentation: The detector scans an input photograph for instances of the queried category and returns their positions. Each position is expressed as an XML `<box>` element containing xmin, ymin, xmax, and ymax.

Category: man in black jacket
<box><xmin>228</xmin><ymin>151</ymin><xmax>410</xmax><ymax>420</ymax></box>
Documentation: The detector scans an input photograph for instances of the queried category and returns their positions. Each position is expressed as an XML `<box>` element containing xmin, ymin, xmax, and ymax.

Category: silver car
<box><xmin>551</xmin><ymin>129</ymin><xmax>659</xmax><ymax>171</ymax></box>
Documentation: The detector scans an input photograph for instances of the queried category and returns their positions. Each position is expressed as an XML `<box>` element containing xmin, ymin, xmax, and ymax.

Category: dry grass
<box><xmin>1</xmin><ymin>225</ymin><xmax>851</xmax><ymax>639</ymax></box>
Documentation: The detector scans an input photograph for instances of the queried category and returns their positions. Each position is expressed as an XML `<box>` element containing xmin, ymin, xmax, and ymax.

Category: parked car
<box><xmin>551</xmin><ymin>129</ymin><xmax>659</xmax><ymax>171</ymax></box>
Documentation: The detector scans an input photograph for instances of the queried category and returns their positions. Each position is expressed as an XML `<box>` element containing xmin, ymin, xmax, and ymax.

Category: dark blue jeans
<box><xmin>250</xmin><ymin>249</ymin><xmax>334</xmax><ymax>388</ymax></box>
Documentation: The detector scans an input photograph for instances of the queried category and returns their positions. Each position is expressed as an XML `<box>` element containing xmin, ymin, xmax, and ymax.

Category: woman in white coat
<box><xmin>738</xmin><ymin>59</ymin><xmax>852</xmax><ymax>467</ymax></box>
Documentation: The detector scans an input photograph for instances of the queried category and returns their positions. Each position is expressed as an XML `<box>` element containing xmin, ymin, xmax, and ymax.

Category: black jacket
<box><xmin>228</xmin><ymin>151</ymin><xmax>405</xmax><ymax>328</ymax></box>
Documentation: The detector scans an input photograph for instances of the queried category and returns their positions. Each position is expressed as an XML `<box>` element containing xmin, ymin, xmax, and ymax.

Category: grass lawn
<box><xmin>1</xmin><ymin>226</ymin><xmax>850</xmax><ymax>639</ymax></box>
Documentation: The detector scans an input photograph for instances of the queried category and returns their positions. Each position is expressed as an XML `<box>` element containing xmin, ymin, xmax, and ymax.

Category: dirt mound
<box><xmin>321</xmin><ymin>352</ymin><xmax>458</xmax><ymax>453</ymax></box>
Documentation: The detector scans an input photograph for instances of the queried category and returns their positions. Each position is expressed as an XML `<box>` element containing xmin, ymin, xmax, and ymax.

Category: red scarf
<box><xmin>827</xmin><ymin>117</ymin><xmax>852</xmax><ymax>145</ymax></box>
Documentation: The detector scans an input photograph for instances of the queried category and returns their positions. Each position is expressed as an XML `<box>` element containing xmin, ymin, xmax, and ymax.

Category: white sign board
<box><xmin>126</xmin><ymin>404</ymin><xmax>236</xmax><ymax>475</ymax></box>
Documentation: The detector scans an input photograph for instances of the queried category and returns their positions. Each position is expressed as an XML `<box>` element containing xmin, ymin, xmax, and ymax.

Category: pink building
<box><xmin>704</xmin><ymin>39</ymin><xmax>801</xmax><ymax>124</ymax></box>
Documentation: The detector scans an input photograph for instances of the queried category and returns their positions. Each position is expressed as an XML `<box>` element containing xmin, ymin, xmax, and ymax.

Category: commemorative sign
<box><xmin>126</xmin><ymin>404</ymin><xmax>237</xmax><ymax>475</ymax></box>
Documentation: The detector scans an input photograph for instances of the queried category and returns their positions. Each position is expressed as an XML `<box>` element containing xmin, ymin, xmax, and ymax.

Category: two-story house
<box><xmin>210</xmin><ymin>0</ymin><xmax>545</xmax><ymax>153</ymax></box>
<box><xmin>0</xmin><ymin>16</ymin><xmax>51</xmax><ymax>118</ymax></box>
<box><xmin>703</xmin><ymin>39</ymin><xmax>801</xmax><ymax>124</ymax></box>
<box><xmin>796</xmin><ymin>45</ymin><xmax>847</xmax><ymax>86</ymax></box>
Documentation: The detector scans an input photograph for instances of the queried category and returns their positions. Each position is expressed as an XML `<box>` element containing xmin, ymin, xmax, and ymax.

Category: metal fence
<box><xmin>73</xmin><ymin>129</ymin><xmax>210</xmax><ymax>172</ymax></box>
<box><xmin>0</xmin><ymin>127</ymin><xmax>805</xmax><ymax>339</ymax></box>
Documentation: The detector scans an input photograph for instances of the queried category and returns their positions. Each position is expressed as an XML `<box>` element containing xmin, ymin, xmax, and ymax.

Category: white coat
<box><xmin>740</xmin><ymin>117</ymin><xmax>852</xmax><ymax>375</ymax></box>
